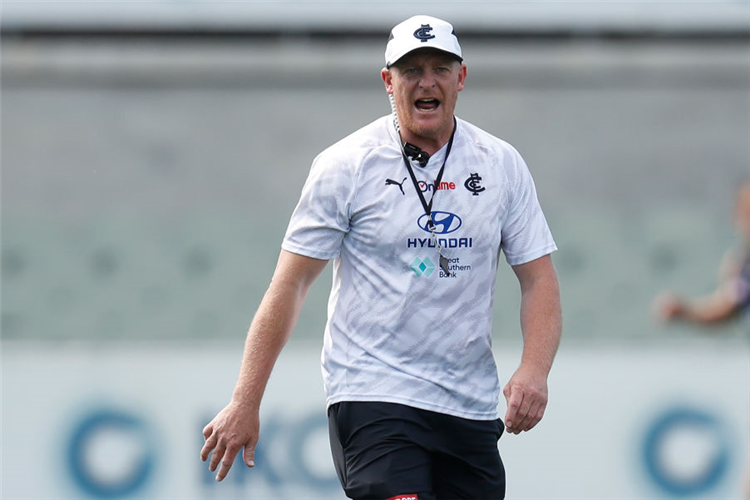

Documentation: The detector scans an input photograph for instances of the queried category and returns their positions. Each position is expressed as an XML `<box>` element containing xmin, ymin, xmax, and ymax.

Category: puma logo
<box><xmin>385</xmin><ymin>177</ymin><xmax>407</xmax><ymax>195</ymax></box>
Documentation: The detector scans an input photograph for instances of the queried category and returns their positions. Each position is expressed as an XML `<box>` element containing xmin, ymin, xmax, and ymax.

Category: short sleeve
<box><xmin>500</xmin><ymin>150</ymin><xmax>557</xmax><ymax>266</ymax></box>
<box><xmin>281</xmin><ymin>153</ymin><xmax>356</xmax><ymax>260</ymax></box>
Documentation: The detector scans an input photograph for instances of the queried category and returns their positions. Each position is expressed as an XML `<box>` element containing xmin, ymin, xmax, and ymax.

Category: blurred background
<box><xmin>2</xmin><ymin>1</ymin><xmax>749</xmax><ymax>499</ymax></box>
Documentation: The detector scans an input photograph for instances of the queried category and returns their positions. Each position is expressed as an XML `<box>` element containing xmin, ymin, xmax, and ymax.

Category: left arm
<box><xmin>504</xmin><ymin>254</ymin><xmax>562</xmax><ymax>434</ymax></box>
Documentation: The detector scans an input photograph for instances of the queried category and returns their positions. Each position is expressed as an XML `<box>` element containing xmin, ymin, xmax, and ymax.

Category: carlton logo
<box><xmin>413</xmin><ymin>24</ymin><xmax>434</xmax><ymax>42</ymax></box>
<box><xmin>417</xmin><ymin>211</ymin><xmax>462</xmax><ymax>234</ymax></box>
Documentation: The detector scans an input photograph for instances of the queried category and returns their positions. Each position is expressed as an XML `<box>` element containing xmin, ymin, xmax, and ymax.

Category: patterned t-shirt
<box><xmin>282</xmin><ymin>115</ymin><xmax>557</xmax><ymax>420</ymax></box>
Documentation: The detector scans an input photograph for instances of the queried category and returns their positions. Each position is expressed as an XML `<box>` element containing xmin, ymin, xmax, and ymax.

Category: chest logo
<box><xmin>417</xmin><ymin>211</ymin><xmax>462</xmax><ymax>234</ymax></box>
<box><xmin>410</xmin><ymin>257</ymin><xmax>436</xmax><ymax>277</ymax></box>
<box><xmin>385</xmin><ymin>177</ymin><xmax>407</xmax><ymax>195</ymax></box>
<box><xmin>464</xmin><ymin>173</ymin><xmax>486</xmax><ymax>196</ymax></box>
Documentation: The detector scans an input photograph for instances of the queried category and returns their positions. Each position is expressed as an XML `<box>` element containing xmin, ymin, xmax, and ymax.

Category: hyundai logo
<box><xmin>417</xmin><ymin>212</ymin><xmax>462</xmax><ymax>234</ymax></box>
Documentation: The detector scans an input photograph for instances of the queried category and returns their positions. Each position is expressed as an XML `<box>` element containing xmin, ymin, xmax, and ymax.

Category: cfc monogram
<box><xmin>464</xmin><ymin>173</ymin><xmax>485</xmax><ymax>196</ymax></box>
<box><xmin>413</xmin><ymin>24</ymin><xmax>434</xmax><ymax>42</ymax></box>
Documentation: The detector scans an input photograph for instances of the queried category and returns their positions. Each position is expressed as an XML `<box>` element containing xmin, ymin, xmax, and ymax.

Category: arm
<box><xmin>504</xmin><ymin>254</ymin><xmax>562</xmax><ymax>435</ymax></box>
<box><xmin>654</xmin><ymin>287</ymin><xmax>741</xmax><ymax>324</ymax></box>
<box><xmin>654</xmin><ymin>250</ymin><xmax>743</xmax><ymax>325</ymax></box>
<box><xmin>200</xmin><ymin>250</ymin><xmax>328</xmax><ymax>481</ymax></box>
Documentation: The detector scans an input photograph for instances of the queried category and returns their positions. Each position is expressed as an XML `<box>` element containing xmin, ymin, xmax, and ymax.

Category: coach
<box><xmin>201</xmin><ymin>15</ymin><xmax>562</xmax><ymax>500</ymax></box>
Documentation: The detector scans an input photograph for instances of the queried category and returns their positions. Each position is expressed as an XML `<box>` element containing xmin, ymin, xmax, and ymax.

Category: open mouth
<box><xmin>415</xmin><ymin>98</ymin><xmax>440</xmax><ymax>111</ymax></box>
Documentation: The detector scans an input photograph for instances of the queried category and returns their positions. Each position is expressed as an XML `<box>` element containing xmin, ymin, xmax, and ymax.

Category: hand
<box><xmin>200</xmin><ymin>401</ymin><xmax>259</xmax><ymax>481</ymax></box>
<box><xmin>503</xmin><ymin>365</ymin><xmax>549</xmax><ymax>435</ymax></box>
<box><xmin>653</xmin><ymin>292</ymin><xmax>686</xmax><ymax>321</ymax></box>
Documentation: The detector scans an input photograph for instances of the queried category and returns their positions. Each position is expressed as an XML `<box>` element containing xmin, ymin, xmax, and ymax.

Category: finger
<box><xmin>504</xmin><ymin>387</ymin><xmax>524</xmax><ymax>431</ymax></box>
<box><xmin>215</xmin><ymin>445</ymin><xmax>241</xmax><ymax>482</ymax></box>
<box><xmin>514</xmin><ymin>394</ymin><xmax>533</xmax><ymax>432</ymax></box>
<box><xmin>244</xmin><ymin>442</ymin><xmax>256</xmax><ymax>468</ymax></box>
<box><xmin>518</xmin><ymin>399</ymin><xmax>542</xmax><ymax>432</ymax></box>
<box><xmin>209</xmin><ymin>442</ymin><xmax>226</xmax><ymax>472</ymax></box>
<box><xmin>202</xmin><ymin>422</ymin><xmax>214</xmax><ymax>439</ymax></box>
<box><xmin>200</xmin><ymin>432</ymin><xmax>218</xmax><ymax>462</ymax></box>
<box><xmin>527</xmin><ymin>401</ymin><xmax>547</xmax><ymax>431</ymax></box>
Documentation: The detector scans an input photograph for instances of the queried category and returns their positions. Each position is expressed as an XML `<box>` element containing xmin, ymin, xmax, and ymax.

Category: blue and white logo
<box><xmin>66</xmin><ymin>408</ymin><xmax>156</xmax><ymax>498</ymax></box>
<box><xmin>417</xmin><ymin>211</ymin><xmax>462</xmax><ymax>234</ymax></box>
<box><xmin>414</xmin><ymin>24</ymin><xmax>435</xmax><ymax>42</ymax></box>
<box><xmin>641</xmin><ymin>406</ymin><xmax>732</xmax><ymax>498</ymax></box>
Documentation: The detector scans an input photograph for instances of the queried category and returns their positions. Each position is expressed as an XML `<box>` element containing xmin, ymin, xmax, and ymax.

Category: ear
<box><xmin>457</xmin><ymin>64</ymin><xmax>468</xmax><ymax>92</ymax></box>
<box><xmin>381</xmin><ymin>67</ymin><xmax>394</xmax><ymax>94</ymax></box>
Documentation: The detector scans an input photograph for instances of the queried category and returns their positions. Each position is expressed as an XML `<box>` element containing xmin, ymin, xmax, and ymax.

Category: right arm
<box><xmin>200</xmin><ymin>249</ymin><xmax>328</xmax><ymax>481</ymax></box>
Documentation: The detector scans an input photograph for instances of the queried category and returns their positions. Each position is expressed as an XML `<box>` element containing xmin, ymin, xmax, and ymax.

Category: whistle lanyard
<box><xmin>399</xmin><ymin>119</ymin><xmax>456</xmax><ymax>277</ymax></box>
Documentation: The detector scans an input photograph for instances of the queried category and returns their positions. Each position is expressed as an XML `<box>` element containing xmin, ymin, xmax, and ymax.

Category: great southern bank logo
<box><xmin>410</xmin><ymin>257</ymin><xmax>436</xmax><ymax>277</ymax></box>
<box><xmin>417</xmin><ymin>211</ymin><xmax>462</xmax><ymax>234</ymax></box>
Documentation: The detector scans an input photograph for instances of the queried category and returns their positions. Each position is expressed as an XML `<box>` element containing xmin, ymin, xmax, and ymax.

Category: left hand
<box><xmin>503</xmin><ymin>364</ymin><xmax>549</xmax><ymax>434</ymax></box>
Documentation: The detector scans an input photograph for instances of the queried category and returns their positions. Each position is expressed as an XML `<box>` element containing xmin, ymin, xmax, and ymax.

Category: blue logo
<box><xmin>410</xmin><ymin>257</ymin><xmax>436</xmax><ymax>277</ymax></box>
<box><xmin>67</xmin><ymin>408</ymin><xmax>156</xmax><ymax>498</ymax></box>
<box><xmin>414</xmin><ymin>24</ymin><xmax>435</xmax><ymax>42</ymax></box>
<box><xmin>641</xmin><ymin>406</ymin><xmax>732</xmax><ymax>497</ymax></box>
<box><xmin>417</xmin><ymin>212</ymin><xmax>462</xmax><ymax>234</ymax></box>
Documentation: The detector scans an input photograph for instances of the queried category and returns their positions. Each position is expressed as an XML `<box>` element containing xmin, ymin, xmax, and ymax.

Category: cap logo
<box><xmin>413</xmin><ymin>24</ymin><xmax>435</xmax><ymax>42</ymax></box>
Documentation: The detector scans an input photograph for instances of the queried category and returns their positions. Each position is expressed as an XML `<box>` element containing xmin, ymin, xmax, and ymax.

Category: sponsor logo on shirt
<box><xmin>385</xmin><ymin>177</ymin><xmax>407</xmax><ymax>195</ymax></box>
<box><xmin>418</xmin><ymin>180</ymin><xmax>456</xmax><ymax>193</ymax></box>
<box><xmin>407</xmin><ymin>237</ymin><xmax>473</xmax><ymax>249</ymax></box>
<box><xmin>386</xmin><ymin>496</ymin><xmax>419</xmax><ymax>500</ymax></box>
<box><xmin>417</xmin><ymin>211</ymin><xmax>462</xmax><ymax>234</ymax></box>
<box><xmin>407</xmin><ymin>211</ymin><xmax>473</xmax><ymax>249</ymax></box>
<box><xmin>410</xmin><ymin>257</ymin><xmax>436</xmax><ymax>277</ymax></box>
<box><xmin>438</xmin><ymin>256</ymin><xmax>473</xmax><ymax>278</ymax></box>
<box><xmin>409</xmin><ymin>255</ymin><xmax>473</xmax><ymax>278</ymax></box>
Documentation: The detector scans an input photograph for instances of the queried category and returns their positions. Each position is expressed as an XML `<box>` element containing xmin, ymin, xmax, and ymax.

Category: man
<box><xmin>201</xmin><ymin>15</ymin><xmax>562</xmax><ymax>500</ymax></box>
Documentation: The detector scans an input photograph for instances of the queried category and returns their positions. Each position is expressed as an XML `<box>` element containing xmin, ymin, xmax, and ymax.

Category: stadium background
<box><xmin>2</xmin><ymin>1</ymin><xmax>749</xmax><ymax>499</ymax></box>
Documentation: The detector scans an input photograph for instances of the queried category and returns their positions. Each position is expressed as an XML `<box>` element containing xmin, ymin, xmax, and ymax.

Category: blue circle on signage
<box><xmin>642</xmin><ymin>406</ymin><xmax>730</xmax><ymax>497</ymax></box>
<box><xmin>67</xmin><ymin>408</ymin><xmax>155</xmax><ymax>498</ymax></box>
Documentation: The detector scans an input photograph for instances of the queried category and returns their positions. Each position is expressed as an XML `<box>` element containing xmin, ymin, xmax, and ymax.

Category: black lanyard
<box><xmin>400</xmin><ymin>118</ymin><xmax>457</xmax><ymax>221</ymax></box>
<box><xmin>399</xmin><ymin>118</ymin><xmax>457</xmax><ymax>276</ymax></box>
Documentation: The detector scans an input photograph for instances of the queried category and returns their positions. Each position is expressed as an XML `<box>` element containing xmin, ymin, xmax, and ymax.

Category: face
<box><xmin>381</xmin><ymin>49</ymin><xmax>467</xmax><ymax>151</ymax></box>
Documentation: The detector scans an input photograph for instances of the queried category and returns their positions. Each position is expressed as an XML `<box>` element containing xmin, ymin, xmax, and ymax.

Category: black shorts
<box><xmin>328</xmin><ymin>401</ymin><xmax>505</xmax><ymax>500</ymax></box>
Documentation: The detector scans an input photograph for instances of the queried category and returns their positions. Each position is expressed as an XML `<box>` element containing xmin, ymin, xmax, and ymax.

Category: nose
<box><xmin>418</xmin><ymin>72</ymin><xmax>436</xmax><ymax>89</ymax></box>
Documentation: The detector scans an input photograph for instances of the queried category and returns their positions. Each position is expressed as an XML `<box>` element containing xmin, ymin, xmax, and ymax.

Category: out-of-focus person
<box><xmin>654</xmin><ymin>180</ymin><xmax>750</xmax><ymax>327</ymax></box>
<box><xmin>653</xmin><ymin>179</ymin><xmax>750</xmax><ymax>500</ymax></box>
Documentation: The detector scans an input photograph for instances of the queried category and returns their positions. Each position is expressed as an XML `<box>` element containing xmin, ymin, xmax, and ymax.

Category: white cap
<box><xmin>385</xmin><ymin>15</ymin><xmax>463</xmax><ymax>68</ymax></box>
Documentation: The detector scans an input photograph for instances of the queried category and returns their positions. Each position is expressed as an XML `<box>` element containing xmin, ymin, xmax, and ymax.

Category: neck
<box><xmin>395</xmin><ymin>118</ymin><xmax>456</xmax><ymax>157</ymax></box>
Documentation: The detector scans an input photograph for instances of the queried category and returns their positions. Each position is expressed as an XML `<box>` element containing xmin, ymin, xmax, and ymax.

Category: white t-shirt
<box><xmin>282</xmin><ymin>115</ymin><xmax>557</xmax><ymax>420</ymax></box>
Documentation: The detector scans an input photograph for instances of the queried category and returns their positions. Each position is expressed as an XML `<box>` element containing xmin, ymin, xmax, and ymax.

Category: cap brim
<box><xmin>387</xmin><ymin>46</ymin><xmax>463</xmax><ymax>68</ymax></box>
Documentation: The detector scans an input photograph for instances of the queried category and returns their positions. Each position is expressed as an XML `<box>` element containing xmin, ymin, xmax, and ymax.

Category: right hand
<box><xmin>200</xmin><ymin>401</ymin><xmax>259</xmax><ymax>481</ymax></box>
